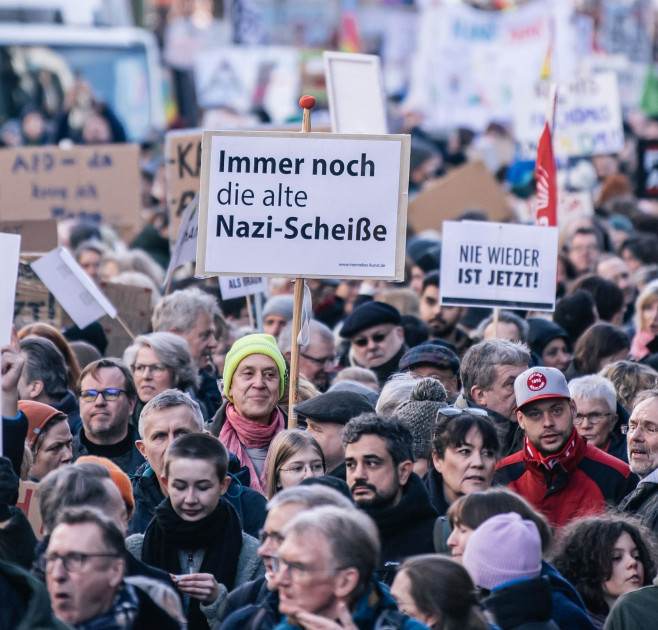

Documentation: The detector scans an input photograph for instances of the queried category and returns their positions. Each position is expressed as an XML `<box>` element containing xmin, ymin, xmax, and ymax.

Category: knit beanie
<box><xmin>18</xmin><ymin>400</ymin><xmax>68</xmax><ymax>450</ymax></box>
<box><xmin>75</xmin><ymin>455</ymin><xmax>135</xmax><ymax>514</ymax></box>
<box><xmin>223</xmin><ymin>333</ymin><xmax>287</xmax><ymax>401</ymax></box>
<box><xmin>263</xmin><ymin>295</ymin><xmax>295</xmax><ymax>320</ymax></box>
<box><xmin>395</xmin><ymin>378</ymin><xmax>447</xmax><ymax>460</ymax></box>
<box><xmin>462</xmin><ymin>512</ymin><xmax>542</xmax><ymax>591</ymax></box>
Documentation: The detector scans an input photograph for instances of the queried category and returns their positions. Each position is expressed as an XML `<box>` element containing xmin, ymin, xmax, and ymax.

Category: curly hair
<box><xmin>553</xmin><ymin>514</ymin><xmax>657</xmax><ymax>616</ymax></box>
<box><xmin>599</xmin><ymin>360</ymin><xmax>658</xmax><ymax>411</ymax></box>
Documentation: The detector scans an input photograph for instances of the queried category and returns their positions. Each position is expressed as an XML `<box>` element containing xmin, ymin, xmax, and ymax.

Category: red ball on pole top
<box><xmin>299</xmin><ymin>95</ymin><xmax>316</xmax><ymax>110</ymax></box>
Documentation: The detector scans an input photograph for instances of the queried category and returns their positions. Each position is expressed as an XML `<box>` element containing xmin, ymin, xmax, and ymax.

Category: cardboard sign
<box><xmin>14</xmin><ymin>257</ymin><xmax>62</xmax><ymax>330</ymax></box>
<box><xmin>31</xmin><ymin>248</ymin><xmax>117</xmax><ymax>329</ymax></box>
<box><xmin>0</xmin><ymin>144</ymin><xmax>141</xmax><ymax>231</ymax></box>
<box><xmin>0</xmin><ymin>219</ymin><xmax>57</xmax><ymax>252</ymax></box>
<box><xmin>407</xmin><ymin>161</ymin><xmax>513</xmax><ymax>233</ymax></box>
<box><xmin>324</xmin><ymin>51</ymin><xmax>388</xmax><ymax>134</ymax></box>
<box><xmin>637</xmin><ymin>140</ymin><xmax>658</xmax><ymax>198</ymax></box>
<box><xmin>16</xmin><ymin>480</ymin><xmax>45</xmax><ymax>540</ymax></box>
<box><xmin>197</xmin><ymin>131</ymin><xmax>410</xmax><ymax>280</ymax></box>
<box><xmin>219</xmin><ymin>276</ymin><xmax>268</xmax><ymax>300</ymax></box>
<box><xmin>515</xmin><ymin>73</ymin><xmax>624</xmax><ymax>159</ymax></box>
<box><xmin>100</xmin><ymin>283</ymin><xmax>153</xmax><ymax>358</ymax></box>
<box><xmin>0</xmin><ymin>233</ymin><xmax>20</xmax><ymax>345</ymax></box>
<box><xmin>440</xmin><ymin>221</ymin><xmax>559</xmax><ymax>311</ymax></box>
<box><xmin>164</xmin><ymin>194</ymin><xmax>199</xmax><ymax>288</ymax></box>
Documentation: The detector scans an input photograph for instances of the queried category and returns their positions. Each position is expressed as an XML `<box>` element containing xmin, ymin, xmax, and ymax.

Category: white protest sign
<box><xmin>219</xmin><ymin>276</ymin><xmax>268</xmax><ymax>300</ymax></box>
<box><xmin>0</xmin><ymin>233</ymin><xmax>20</xmax><ymax>345</ymax></box>
<box><xmin>197</xmin><ymin>131</ymin><xmax>409</xmax><ymax>280</ymax></box>
<box><xmin>324</xmin><ymin>52</ymin><xmax>388</xmax><ymax>134</ymax></box>
<box><xmin>164</xmin><ymin>194</ymin><xmax>199</xmax><ymax>288</ymax></box>
<box><xmin>515</xmin><ymin>73</ymin><xmax>624</xmax><ymax>159</ymax></box>
<box><xmin>31</xmin><ymin>248</ymin><xmax>117</xmax><ymax>329</ymax></box>
<box><xmin>440</xmin><ymin>221</ymin><xmax>558</xmax><ymax>311</ymax></box>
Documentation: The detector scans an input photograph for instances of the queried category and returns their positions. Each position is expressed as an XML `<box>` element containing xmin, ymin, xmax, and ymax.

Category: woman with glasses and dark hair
<box><xmin>264</xmin><ymin>430</ymin><xmax>325</xmax><ymax>499</ymax></box>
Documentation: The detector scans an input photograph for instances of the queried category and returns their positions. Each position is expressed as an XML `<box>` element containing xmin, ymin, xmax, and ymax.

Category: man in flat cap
<box><xmin>340</xmin><ymin>302</ymin><xmax>406</xmax><ymax>387</ymax></box>
<box><xmin>296</xmin><ymin>391</ymin><xmax>375</xmax><ymax>479</ymax></box>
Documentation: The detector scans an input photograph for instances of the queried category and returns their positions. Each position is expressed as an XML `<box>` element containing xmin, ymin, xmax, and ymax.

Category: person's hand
<box><xmin>175</xmin><ymin>573</ymin><xmax>220</xmax><ymax>605</ymax></box>
<box><xmin>290</xmin><ymin>602</ymin><xmax>357</xmax><ymax>630</ymax></box>
<box><xmin>2</xmin><ymin>327</ymin><xmax>23</xmax><ymax>418</ymax></box>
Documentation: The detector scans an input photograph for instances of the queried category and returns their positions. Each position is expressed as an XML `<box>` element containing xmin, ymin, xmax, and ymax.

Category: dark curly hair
<box><xmin>553</xmin><ymin>514</ymin><xmax>657</xmax><ymax>616</ymax></box>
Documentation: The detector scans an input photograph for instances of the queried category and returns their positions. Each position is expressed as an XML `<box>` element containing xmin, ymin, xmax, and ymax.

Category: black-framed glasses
<box><xmin>39</xmin><ymin>552</ymin><xmax>121</xmax><ymax>573</ymax></box>
<box><xmin>352</xmin><ymin>329</ymin><xmax>393</xmax><ymax>347</ymax></box>
<box><xmin>300</xmin><ymin>353</ymin><xmax>339</xmax><ymax>368</ymax></box>
<box><xmin>257</xmin><ymin>529</ymin><xmax>285</xmax><ymax>546</ymax></box>
<box><xmin>574</xmin><ymin>412</ymin><xmax>612</xmax><ymax>426</ymax></box>
<box><xmin>79</xmin><ymin>389</ymin><xmax>127</xmax><ymax>403</ymax></box>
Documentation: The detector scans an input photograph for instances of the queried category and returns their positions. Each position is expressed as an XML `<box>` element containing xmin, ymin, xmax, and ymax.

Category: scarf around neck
<box><xmin>524</xmin><ymin>427</ymin><xmax>579</xmax><ymax>471</ymax></box>
<box><xmin>220</xmin><ymin>402</ymin><xmax>284</xmax><ymax>494</ymax></box>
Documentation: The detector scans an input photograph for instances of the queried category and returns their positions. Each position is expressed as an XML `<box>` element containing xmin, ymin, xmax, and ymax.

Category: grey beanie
<box><xmin>263</xmin><ymin>295</ymin><xmax>295</xmax><ymax>320</ymax></box>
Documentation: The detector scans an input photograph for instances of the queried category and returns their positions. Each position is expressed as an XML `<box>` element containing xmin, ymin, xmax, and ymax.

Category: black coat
<box><xmin>619</xmin><ymin>479</ymin><xmax>658</xmax><ymax>531</ymax></box>
<box><xmin>219</xmin><ymin>577</ymin><xmax>281</xmax><ymax>630</ymax></box>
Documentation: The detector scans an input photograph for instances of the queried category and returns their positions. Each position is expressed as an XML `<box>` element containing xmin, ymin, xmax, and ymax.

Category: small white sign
<box><xmin>440</xmin><ymin>221</ymin><xmax>559</xmax><ymax>311</ymax></box>
<box><xmin>219</xmin><ymin>276</ymin><xmax>268</xmax><ymax>300</ymax></box>
<box><xmin>197</xmin><ymin>131</ymin><xmax>409</xmax><ymax>281</ymax></box>
<box><xmin>31</xmin><ymin>248</ymin><xmax>117</xmax><ymax>329</ymax></box>
<box><xmin>164</xmin><ymin>194</ymin><xmax>199</xmax><ymax>287</ymax></box>
<box><xmin>0</xmin><ymin>233</ymin><xmax>20</xmax><ymax>345</ymax></box>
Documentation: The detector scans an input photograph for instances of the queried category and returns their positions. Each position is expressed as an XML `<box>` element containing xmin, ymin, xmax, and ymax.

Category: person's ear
<box><xmin>471</xmin><ymin>385</ymin><xmax>488</xmax><ymax>407</ymax></box>
<box><xmin>160</xmin><ymin>475</ymin><xmax>169</xmax><ymax>493</ymax></box>
<box><xmin>28</xmin><ymin>380</ymin><xmax>45</xmax><ymax>399</ymax></box>
<box><xmin>219</xmin><ymin>474</ymin><xmax>232</xmax><ymax>496</ymax></box>
<box><xmin>135</xmin><ymin>440</ymin><xmax>147</xmax><ymax>459</ymax></box>
<box><xmin>395</xmin><ymin>326</ymin><xmax>405</xmax><ymax>342</ymax></box>
<box><xmin>397</xmin><ymin>460</ymin><xmax>414</xmax><ymax>486</ymax></box>
<box><xmin>516</xmin><ymin>410</ymin><xmax>526</xmax><ymax>431</ymax></box>
<box><xmin>432</xmin><ymin>451</ymin><xmax>443</xmax><ymax>474</ymax></box>
<box><xmin>107</xmin><ymin>557</ymin><xmax>125</xmax><ymax>590</ymax></box>
<box><xmin>334</xmin><ymin>567</ymin><xmax>359</xmax><ymax>599</ymax></box>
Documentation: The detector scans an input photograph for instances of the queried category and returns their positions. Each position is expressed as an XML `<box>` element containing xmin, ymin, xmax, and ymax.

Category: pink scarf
<box><xmin>631</xmin><ymin>329</ymin><xmax>654</xmax><ymax>361</ymax></box>
<box><xmin>220</xmin><ymin>403</ymin><xmax>284</xmax><ymax>495</ymax></box>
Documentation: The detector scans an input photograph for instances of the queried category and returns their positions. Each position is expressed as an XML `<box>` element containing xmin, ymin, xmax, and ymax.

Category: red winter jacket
<box><xmin>494</xmin><ymin>429</ymin><xmax>638</xmax><ymax>528</ymax></box>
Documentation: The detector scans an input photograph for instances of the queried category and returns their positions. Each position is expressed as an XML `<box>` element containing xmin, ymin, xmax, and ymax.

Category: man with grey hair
<box><xmin>476</xmin><ymin>310</ymin><xmax>529</xmax><ymax>344</ymax></box>
<box><xmin>457</xmin><ymin>339</ymin><xmax>530</xmax><ymax>455</ymax></box>
<box><xmin>129</xmin><ymin>389</ymin><xmax>266</xmax><ymax>536</ymax></box>
<box><xmin>278</xmin><ymin>319</ymin><xmax>336</xmax><ymax>392</ymax></box>
<box><xmin>220</xmin><ymin>485</ymin><xmax>354</xmax><ymax>629</ymax></box>
<box><xmin>568</xmin><ymin>374</ymin><xmax>626</xmax><ymax>461</ymax></box>
<box><xmin>152</xmin><ymin>286</ymin><xmax>223</xmax><ymax>416</ymax></box>
<box><xmin>274</xmin><ymin>506</ymin><xmax>426</xmax><ymax>629</ymax></box>
<box><xmin>619</xmin><ymin>390</ymin><xmax>658</xmax><ymax>530</ymax></box>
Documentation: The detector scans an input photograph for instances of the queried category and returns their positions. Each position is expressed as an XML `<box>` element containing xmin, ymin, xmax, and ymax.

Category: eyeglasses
<box><xmin>437</xmin><ymin>407</ymin><xmax>490</xmax><ymax>420</ymax></box>
<box><xmin>40</xmin><ymin>552</ymin><xmax>121</xmax><ymax>573</ymax></box>
<box><xmin>278</xmin><ymin>463</ymin><xmax>325</xmax><ymax>477</ymax></box>
<box><xmin>352</xmin><ymin>329</ymin><xmax>393</xmax><ymax>347</ymax></box>
<box><xmin>257</xmin><ymin>529</ymin><xmax>285</xmax><ymax>546</ymax></box>
<box><xmin>270</xmin><ymin>555</ymin><xmax>345</xmax><ymax>583</ymax></box>
<box><xmin>574</xmin><ymin>412</ymin><xmax>612</xmax><ymax>426</ymax></box>
<box><xmin>133</xmin><ymin>363</ymin><xmax>168</xmax><ymax>375</ymax></box>
<box><xmin>622</xmin><ymin>421</ymin><xmax>658</xmax><ymax>435</ymax></box>
<box><xmin>300</xmin><ymin>353</ymin><xmax>339</xmax><ymax>368</ymax></box>
<box><xmin>79</xmin><ymin>389</ymin><xmax>127</xmax><ymax>403</ymax></box>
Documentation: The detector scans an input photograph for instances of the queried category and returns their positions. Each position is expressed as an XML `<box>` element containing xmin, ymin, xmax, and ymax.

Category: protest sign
<box><xmin>100</xmin><ymin>283</ymin><xmax>152</xmax><ymax>357</ymax></box>
<box><xmin>0</xmin><ymin>144</ymin><xmax>140</xmax><ymax>233</ymax></box>
<box><xmin>324</xmin><ymin>52</ymin><xmax>387</xmax><ymax>134</ymax></box>
<box><xmin>14</xmin><ymin>257</ymin><xmax>62</xmax><ymax>329</ymax></box>
<box><xmin>0</xmin><ymin>233</ymin><xmax>20</xmax><ymax>345</ymax></box>
<box><xmin>197</xmin><ymin>131</ymin><xmax>410</xmax><ymax>280</ymax></box>
<box><xmin>515</xmin><ymin>73</ymin><xmax>624</xmax><ymax>159</ymax></box>
<box><xmin>0</xmin><ymin>219</ymin><xmax>57</xmax><ymax>252</ymax></box>
<box><xmin>407</xmin><ymin>161</ymin><xmax>512</xmax><ymax>233</ymax></box>
<box><xmin>16</xmin><ymin>480</ymin><xmax>44</xmax><ymax>540</ymax></box>
<box><xmin>164</xmin><ymin>194</ymin><xmax>199</xmax><ymax>288</ymax></box>
<box><xmin>440</xmin><ymin>221</ymin><xmax>558</xmax><ymax>311</ymax></box>
<box><xmin>598</xmin><ymin>0</ymin><xmax>653</xmax><ymax>65</ymax></box>
<box><xmin>31</xmin><ymin>248</ymin><xmax>117</xmax><ymax>329</ymax></box>
<box><xmin>636</xmin><ymin>140</ymin><xmax>658</xmax><ymax>198</ymax></box>
<box><xmin>219</xmin><ymin>276</ymin><xmax>268</xmax><ymax>300</ymax></box>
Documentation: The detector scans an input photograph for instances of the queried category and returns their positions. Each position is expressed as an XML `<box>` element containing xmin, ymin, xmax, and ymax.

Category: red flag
<box><xmin>535</xmin><ymin>121</ymin><xmax>557</xmax><ymax>227</ymax></box>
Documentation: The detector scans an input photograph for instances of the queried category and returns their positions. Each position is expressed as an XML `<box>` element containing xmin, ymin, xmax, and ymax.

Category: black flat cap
<box><xmin>295</xmin><ymin>391</ymin><xmax>375</xmax><ymax>425</ymax></box>
<box><xmin>340</xmin><ymin>302</ymin><xmax>401</xmax><ymax>338</ymax></box>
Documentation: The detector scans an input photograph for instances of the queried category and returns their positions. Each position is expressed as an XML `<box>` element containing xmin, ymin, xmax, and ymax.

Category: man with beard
<box><xmin>340</xmin><ymin>302</ymin><xmax>406</xmax><ymax>388</ymax></box>
<box><xmin>343</xmin><ymin>413</ymin><xmax>437</xmax><ymax>585</ymax></box>
<box><xmin>619</xmin><ymin>390</ymin><xmax>658</xmax><ymax>530</ymax></box>
<box><xmin>418</xmin><ymin>272</ymin><xmax>470</xmax><ymax>357</ymax></box>
<box><xmin>494</xmin><ymin>366</ymin><xmax>637</xmax><ymax>528</ymax></box>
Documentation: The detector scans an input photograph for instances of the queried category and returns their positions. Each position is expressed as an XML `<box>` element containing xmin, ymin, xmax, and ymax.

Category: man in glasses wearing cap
<box><xmin>494</xmin><ymin>366</ymin><xmax>637</xmax><ymax>528</ymax></box>
<box><xmin>73</xmin><ymin>358</ymin><xmax>145</xmax><ymax>475</ymax></box>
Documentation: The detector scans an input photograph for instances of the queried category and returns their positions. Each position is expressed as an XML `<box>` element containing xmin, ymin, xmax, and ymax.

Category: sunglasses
<box><xmin>352</xmin><ymin>329</ymin><xmax>392</xmax><ymax>347</ymax></box>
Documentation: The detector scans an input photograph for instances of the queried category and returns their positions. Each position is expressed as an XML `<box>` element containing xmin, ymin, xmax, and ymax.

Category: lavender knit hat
<box><xmin>462</xmin><ymin>512</ymin><xmax>542</xmax><ymax>591</ymax></box>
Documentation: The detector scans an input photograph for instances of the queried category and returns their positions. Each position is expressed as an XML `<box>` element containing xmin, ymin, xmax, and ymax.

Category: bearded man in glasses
<box><xmin>339</xmin><ymin>302</ymin><xmax>406</xmax><ymax>388</ymax></box>
<box><xmin>73</xmin><ymin>358</ymin><xmax>145</xmax><ymax>475</ymax></box>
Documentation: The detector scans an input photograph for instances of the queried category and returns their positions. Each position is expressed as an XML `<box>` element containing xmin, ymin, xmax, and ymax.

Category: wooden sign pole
<box><xmin>287</xmin><ymin>95</ymin><xmax>316</xmax><ymax>428</ymax></box>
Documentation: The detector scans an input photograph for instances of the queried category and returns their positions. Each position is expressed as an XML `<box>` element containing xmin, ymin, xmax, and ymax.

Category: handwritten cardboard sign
<box><xmin>14</xmin><ymin>256</ymin><xmax>62</xmax><ymax>330</ymax></box>
<box><xmin>440</xmin><ymin>220</ymin><xmax>558</xmax><ymax>311</ymax></box>
<box><xmin>16</xmin><ymin>480</ymin><xmax>45</xmax><ymax>540</ymax></box>
<box><xmin>197</xmin><ymin>130</ymin><xmax>410</xmax><ymax>280</ymax></box>
<box><xmin>0</xmin><ymin>144</ymin><xmax>141</xmax><ymax>230</ymax></box>
<box><xmin>0</xmin><ymin>219</ymin><xmax>57</xmax><ymax>252</ymax></box>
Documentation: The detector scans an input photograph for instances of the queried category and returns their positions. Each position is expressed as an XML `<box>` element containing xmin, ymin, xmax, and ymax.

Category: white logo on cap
<box><xmin>527</xmin><ymin>372</ymin><xmax>547</xmax><ymax>392</ymax></box>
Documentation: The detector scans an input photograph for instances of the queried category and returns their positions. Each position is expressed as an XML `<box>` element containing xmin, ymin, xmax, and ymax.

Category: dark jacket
<box><xmin>364</xmin><ymin>473</ymin><xmax>438</xmax><ymax>585</ymax></box>
<box><xmin>72</xmin><ymin>423</ymin><xmax>145</xmax><ymax>476</ymax></box>
<box><xmin>2</xmin><ymin>412</ymin><xmax>28</xmax><ymax>476</ymax></box>
<box><xmin>422</xmin><ymin>467</ymin><xmax>450</xmax><ymax>516</ymax></box>
<box><xmin>50</xmin><ymin>390</ymin><xmax>81</xmax><ymax>435</ymax></box>
<box><xmin>495</xmin><ymin>431</ymin><xmax>638</xmax><ymax>528</ymax></box>
<box><xmin>541</xmin><ymin>562</ymin><xmax>596</xmax><ymax>630</ymax></box>
<box><xmin>482</xmin><ymin>576</ymin><xmax>559</xmax><ymax>630</ymax></box>
<box><xmin>128</xmin><ymin>456</ymin><xmax>267</xmax><ymax>537</ymax></box>
<box><xmin>619</xmin><ymin>477</ymin><xmax>658</xmax><ymax>531</ymax></box>
<box><xmin>197</xmin><ymin>369</ymin><xmax>223</xmax><ymax>420</ymax></box>
<box><xmin>0</xmin><ymin>507</ymin><xmax>37</xmax><ymax>570</ymax></box>
<box><xmin>132</xmin><ymin>584</ymin><xmax>182</xmax><ymax>630</ymax></box>
<box><xmin>220</xmin><ymin>577</ymin><xmax>280</xmax><ymax>630</ymax></box>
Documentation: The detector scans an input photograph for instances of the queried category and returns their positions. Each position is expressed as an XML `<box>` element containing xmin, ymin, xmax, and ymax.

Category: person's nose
<box><xmin>468</xmin><ymin>451</ymin><xmax>484</xmax><ymax>469</ymax></box>
<box><xmin>366</xmin><ymin>337</ymin><xmax>378</xmax><ymax>350</ymax></box>
<box><xmin>300</xmin><ymin>466</ymin><xmax>313</xmax><ymax>480</ymax></box>
<box><xmin>542</xmin><ymin>411</ymin><xmax>555</xmax><ymax>428</ymax></box>
<box><xmin>49</xmin><ymin>557</ymin><xmax>67</xmax><ymax>582</ymax></box>
<box><xmin>579</xmin><ymin>416</ymin><xmax>593</xmax><ymax>429</ymax></box>
<box><xmin>61</xmin><ymin>445</ymin><xmax>73</xmax><ymax>464</ymax></box>
<box><xmin>207</xmin><ymin>335</ymin><xmax>218</xmax><ymax>351</ymax></box>
<box><xmin>352</xmin><ymin>461</ymin><xmax>367</xmax><ymax>480</ymax></box>
<box><xmin>446</xmin><ymin>529</ymin><xmax>458</xmax><ymax>549</ymax></box>
<box><xmin>626</xmin><ymin>553</ymin><xmax>639</xmax><ymax>570</ymax></box>
<box><xmin>185</xmin><ymin>487</ymin><xmax>197</xmax><ymax>504</ymax></box>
